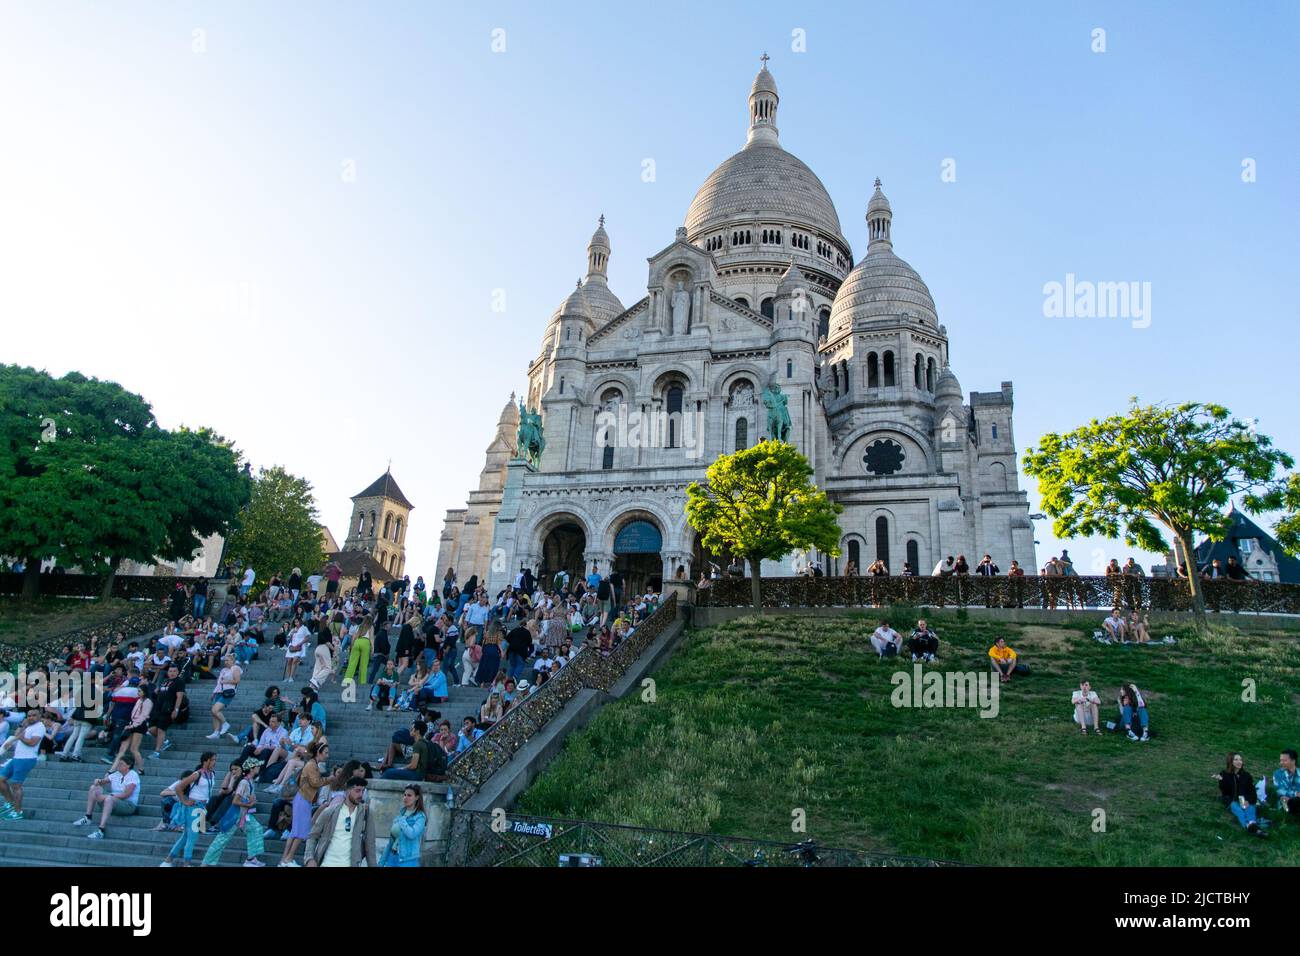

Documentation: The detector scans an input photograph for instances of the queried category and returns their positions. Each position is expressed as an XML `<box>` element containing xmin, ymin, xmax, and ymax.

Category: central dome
<box><xmin>684</xmin><ymin>144</ymin><xmax>844</xmax><ymax>240</ymax></box>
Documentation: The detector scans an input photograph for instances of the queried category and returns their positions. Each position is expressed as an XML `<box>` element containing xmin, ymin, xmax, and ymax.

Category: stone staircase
<box><xmin>0</xmin><ymin>635</ymin><xmax>489</xmax><ymax>867</ymax></box>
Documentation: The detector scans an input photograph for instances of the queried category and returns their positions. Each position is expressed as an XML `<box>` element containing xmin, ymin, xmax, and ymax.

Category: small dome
<box><xmin>579</xmin><ymin>280</ymin><xmax>625</xmax><ymax>324</ymax></box>
<box><xmin>775</xmin><ymin>259</ymin><xmax>807</xmax><ymax>297</ymax></box>
<box><xmin>867</xmin><ymin>179</ymin><xmax>892</xmax><ymax>217</ymax></box>
<box><xmin>751</xmin><ymin>66</ymin><xmax>777</xmax><ymax>97</ymax></box>
<box><xmin>588</xmin><ymin>217</ymin><xmax>610</xmax><ymax>251</ymax></box>
<box><xmin>560</xmin><ymin>279</ymin><xmax>589</xmax><ymax>318</ymax></box>
<box><xmin>935</xmin><ymin>365</ymin><xmax>963</xmax><ymax>401</ymax></box>
<box><xmin>828</xmin><ymin>250</ymin><xmax>937</xmax><ymax>335</ymax></box>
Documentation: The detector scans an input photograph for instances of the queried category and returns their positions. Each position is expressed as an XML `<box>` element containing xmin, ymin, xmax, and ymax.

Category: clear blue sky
<box><xmin>2</xmin><ymin>1</ymin><xmax>1295</xmax><ymax>575</ymax></box>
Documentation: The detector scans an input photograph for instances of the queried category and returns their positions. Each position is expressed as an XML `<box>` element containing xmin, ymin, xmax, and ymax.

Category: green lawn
<box><xmin>0</xmin><ymin>597</ymin><xmax>142</xmax><ymax>646</ymax></box>
<box><xmin>517</xmin><ymin>610</ymin><xmax>1300</xmax><ymax>865</ymax></box>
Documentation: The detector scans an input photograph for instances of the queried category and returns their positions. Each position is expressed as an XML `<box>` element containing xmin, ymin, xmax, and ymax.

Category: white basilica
<box><xmin>438</xmin><ymin>59</ymin><xmax>1037</xmax><ymax>596</ymax></box>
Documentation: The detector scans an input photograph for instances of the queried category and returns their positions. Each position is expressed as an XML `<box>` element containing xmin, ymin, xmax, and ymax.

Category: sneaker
<box><xmin>67</xmin><ymin>755</ymin><xmax>83</xmax><ymax>762</ymax></box>
<box><xmin>161</xmin><ymin>739</ymin><xmax>173</xmax><ymax>752</ymax></box>
<box><xmin>243</xmin><ymin>859</ymin><xmax>266</xmax><ymax>867</ymax></box>
<box><xmin>278</xmin><ymin>860</ymin><xmax>301</xmax><ymax>868</ymax></box>
<box><xmin>1140</xmin><ymin>732</ymin><xmax>1149</xmax><ymax>742</ymax></box>
<box><xmin>73</xmin><ymin>815</ymin><xmax>92</xmax><ymax>826</ymax></box>
<box><xmin>226</xmin><ymin>733</ymin><xmax>240</xmax><ymax>744</ymax></box>
<box><xmin>87</xmin><ymin>829</ymin><xmax>104</xmax><ymax>840</ymax></box>
<box><xmin>159</xmin><ymin>861</ymin><xmax>173</xmax><ymax>867</ymax></box>
<box><xmin>219</xmin><ymin>722</ymin><xmax>231</xmax><ymax>737</ymax></box>
<box><xmin>1127</xmin><ymin>730</ymin><xmax>1139</xmax><ymax>741</ymax></box>
<box><xmin>148</xmin><ymin>752</ymin><xmax>161</xmax><ymax>760</ymax></box>
<box><xmin>263</xmin><ymin>784</ymin><xmax>282</xmax><ymax>795</ymax></box>
<box><xmin>152</xmin><ymin>821</ymin><xmax>168</xmax><ymax>831</ymax></box>
<box><xmin>100</xmin><ymin>756</ymin><xmax>114</xmax><ymax>764</ymax></box>
<box><xmin>205</xmin><ymin>731</ymin><xmax>222</xmax><ymax>740</ymax></box>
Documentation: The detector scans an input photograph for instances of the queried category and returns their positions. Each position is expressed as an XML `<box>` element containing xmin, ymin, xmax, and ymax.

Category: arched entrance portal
<box><xmin>542</xmin><ymin>521</ymin><xmax>586</xmax><ymax>590</ymax></box>
<box><xmin>612</xmin><ymin>519</ymin><xmax>663</xmax><ymax>597</ymax></box>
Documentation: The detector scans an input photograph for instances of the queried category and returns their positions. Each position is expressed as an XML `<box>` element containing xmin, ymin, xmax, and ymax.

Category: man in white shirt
<box><xmin>241</xmin><ymin>566</ymin><xmax>256</xmax><ymax>597</ymax></box>
<box><xmin>76</xmin><ymin>753</ymin><xmax>141</xmax><ymax>838</ymax></box>
<box><xmin>0</xmin><ymin>711</ymin><xmax>55</xmax><ymax>818</ymax></box>
<box><xmin>932</xmin><ymin>556</ymin><xmax>955</xmax><ymax>576</ymax></box>
<box><xmin>307</xmin><ymin>572</ymin><xmax>323</xmax><ymax>596</ymax></box>
<box><xmin>1102</xmin><ymin>611</ymin><xmax>1127</xmax><ymax>642</ymax></box>
<box><xmin>306</xmin><ymin>776</ymin><xmax>375</xmax><ymax>867</ymax></box>
<box><xmin>158</xmin><ymin>629</ymin><xmax>185</xmax><ymax>657</ymax></box>
<box><xmin>869</xmin><ymin>620</ymin><xmax>902</xmax><ymax>658</ymax></box>
<box><xmin>1071</xmin><ymin>681</ymin><xmax>1102</xmax><ymax>735</ymax></box>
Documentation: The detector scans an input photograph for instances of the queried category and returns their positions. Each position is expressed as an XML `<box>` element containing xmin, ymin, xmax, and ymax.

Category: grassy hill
<box><xmin>0</xmin><ymin>597</ymin><xmax>142</xmax><ymax>647</ymax></box>
<box><xmin>517</xmin><ymin>610</ymin><xmax>1300</xmax><ymax>865</ymax></box>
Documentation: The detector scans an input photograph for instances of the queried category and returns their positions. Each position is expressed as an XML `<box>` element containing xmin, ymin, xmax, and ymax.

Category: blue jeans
<box><xmin>235</xmin><ymin>643</ymin><xmax>256</xmax><ymax>665</ymax></box>
<box><xmin>1121</xmin><ymin>705</ymin><xmax>1148</xmax><ymax>730</ymax></box>
<box><xmin>169</xmin><ymin>801</ymin><xmax>207</xmax><ymax>861</ymax></box>
<box><xmin>1228</xmin><ymin>801</ymin><xmax>1258</xmax><ymax>829</ymax></box>
<box><xmin>193</xmin><ymin>595</ymin><xmax>206</xmax><ymax>617</ymax></box>
<box><xmin>507</xmin><ymin>652</ymin><xmax>527</xmax><ymax>680</ymax></box>
<box><xmin>382</xmin><ymin>767</ymin><xmax>421</xmax><ymax>780</ymax></box>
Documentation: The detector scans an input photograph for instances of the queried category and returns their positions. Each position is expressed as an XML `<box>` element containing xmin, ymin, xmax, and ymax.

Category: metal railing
<box><xmin>446</xmin><ymin>808</ymin><xmax>964</xmax><ymax>867</ymax></box>
<box><xmin>446</xmin><ymin>593</ymin><xmax>679</xmax><ymax>803</ymax></box>
<box><xmin>695</xmin><ymin>574</ymin><xmax>1300</xmax><ymax>615</ymax></box>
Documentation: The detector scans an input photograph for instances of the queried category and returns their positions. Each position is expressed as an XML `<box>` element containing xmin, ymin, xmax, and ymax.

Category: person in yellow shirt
<box><xmin>989</xmin><ymin>637</ymin><xmax>1020</xmax><ymax>683</ymax></box>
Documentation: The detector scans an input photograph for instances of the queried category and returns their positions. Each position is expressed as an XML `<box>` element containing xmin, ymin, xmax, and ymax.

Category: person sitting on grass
<box><xmin>1118</xmin><ymin>683</ymin><xmax>1150</xmax><ymax>742</ymax></box>
<box><xmin>988</xmin><ymin>637</ymin><xmax>1021</xmax><ymax>683</ymax></box>
<box><xmin>1101</xmin><ymin>609</ymin><xmax>1127</xmax><ymax>642</ymax></box>
<box><xmin>1272</xmin><ymin>749</ymin><xmax>1300</xmax><ymax>820</ymax></box>
<box><xmin>907</xmin><ymin>620</ymin><xmax>938</xmax><ymax>662</ymax></box>
<box><xmin>1214</xmin><ymin>752</ymin><xmax>1268</xmax><ymax>839</ymax></box>
<box><xmin>1071</xmin><ymin>680</ymin><xmax>1102</xmax><ymax>736</ymax></box>
<box><xmin>74</xmin><ymin>753</ymin><xmax>141</xmax><ymax>840</ymax></box>
<box><xmin>869</xmin><ymin>620</ymin><xmax>902</xmax><ymax>658</ymax></box>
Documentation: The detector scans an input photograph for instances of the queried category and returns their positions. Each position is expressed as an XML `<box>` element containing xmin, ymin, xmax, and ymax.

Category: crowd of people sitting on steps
<box><xmin>0</xmin><ymin>558</ymin><xmax>665</xmax><ymax>865</ymax></box>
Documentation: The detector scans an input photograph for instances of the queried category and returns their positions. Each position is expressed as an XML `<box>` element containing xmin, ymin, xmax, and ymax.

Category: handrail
<box><xmin>446</xmin><ymin>593</ymin><xmax>679</xmax><ymax>803</ymax></box>
<box><xmin>695</xmin><ymin>574</ymin><xmax>1300</xmax><ymax>615</ymax></box>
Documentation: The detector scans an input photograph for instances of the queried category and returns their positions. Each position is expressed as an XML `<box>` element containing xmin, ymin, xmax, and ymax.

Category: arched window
<box><xmin>389</xmin><ymin>554</ymin><xmax>397</xmax><ymax>574</ymax></box>
<box><xmin>356</xmin><ymin>512</ymin><xmax>365</xmax><ymax>534</ymax></box>
<box><xmin>369</xmin><ymin>511</ymin><xmax>377</xmax><ymax>535</ymax></box>
<box><xmin>991</xmin><ymin>423</ymin><xmax>999</xmax><ymax>441</ymax></box>
<box><xmin>560</xmin><ymin>376</ymin><xmax>565</xmax><ymax>395</ymax></box>
<box><xmin>786</xmin><ymin>359</ymin><xmax>793</xmax><ymax>379</ymax></box>
<box><xmin>760</xmin><ymin>297</ymin><xmax>774</xmax><ymax>320</ymax></box>
<box><xmin>840</xmin><ymin>360</ymin><xmax>849</xmax><ymax>392</ymax></box>
<box><xmin>735</xmin><ymin>417</ymin><xmax>748</xmax><ymax>451</ymax></box>
<box><xmin>832</xmin><ymin>364</ymin><xmax>840</xmax><ymax>395</ymax></box>
<box><xmin>906</xmin><ymin>540</ymin><xmax>919</xmax><ymax>575</ymax></box>
<box><xmin>734</xmin><ymin>296</ymin><xmax>749</xmax><ymax>309</ymax></box>
<box><xmin>867</xmin><ymin>353</ymin><xmax>879</xmax><ymax>388</ymax></box>
<box><xmin>848</xmin><ymin>539</ymin><xmax>860</xmax><ymax>570</ymax></box>
<box><xmin>666</xmin><ymin>385</ymin><xmax>683</xmax><ymax>448</ymax></box>
<box><xmin>926</xmin><ymin>358</ymin><xmax>935</xmax><ymax>392</ymax></box>
<box><xmin>383</xmin><ymin>513</ymin><xmax>392</xmax><ymax>540</ymax></box>
<box><xmin>883</xmin><ymin>351</ymin><xmax>896</xmax><ymax>387</ymax></box>
<box><xmin>602</xmin><ymin>444</ymin><xmax>614</xmax><ymax>469</ymax></box>
<box><xmin>915</xmin><ymin>354</ymin><xmax>923</xmax><ymax>387</ymax></box>
<box><xmin>875</xmin><ymin>516</ymin><xmax>890</xmax><ymax>568</ymax></box>
<box><xmin>818</xmin><ymin>308</ymin><xmax>830</xmax><ymax>341</ymax></box>
<box><xmin>394</xmin><ymin>517</ymin><xmax>402</xmax><ymax>542</ymax></box>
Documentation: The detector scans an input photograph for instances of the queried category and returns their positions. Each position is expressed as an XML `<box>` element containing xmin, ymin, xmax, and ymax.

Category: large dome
<box><xmin>579</xmin><ymin>279</ymin><xmax>625</xmax><ymax>324</ymax></box>
<box><xmin>685</xmin><ymin>144</ymin><xmax>843</xmax><ymax>240</ymax></box>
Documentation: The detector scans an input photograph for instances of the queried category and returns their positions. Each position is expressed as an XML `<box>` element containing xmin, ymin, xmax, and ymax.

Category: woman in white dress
<box><xmin>309</xmin><ymin>632</ymin><xmax>335</xmax><ymax>691</ymax></box>
<box><xmin>283</xmin><ymin>622</ymin><xmax>310</xmax><ymax>682</ymax></box>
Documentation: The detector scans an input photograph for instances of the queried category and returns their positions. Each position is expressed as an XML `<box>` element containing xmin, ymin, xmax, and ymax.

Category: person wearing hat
<box><xmin>202</xmin><ymin>757</ymin><xmax>268</xmax><ymax>867</ymax></box>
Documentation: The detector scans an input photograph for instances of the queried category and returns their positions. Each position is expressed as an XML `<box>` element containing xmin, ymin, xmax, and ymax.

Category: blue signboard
<box><xmin>613</xmin><ymin>520</ymin><xmax>662</xmax><ymax>554</ymax></box>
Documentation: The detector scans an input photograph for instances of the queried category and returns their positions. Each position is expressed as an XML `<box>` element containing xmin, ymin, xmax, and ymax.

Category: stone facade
<box><xmin>342</xmin><ymin>471</ymin><xmax>413</xmax><ymax>579</ymax></box>
<box><xmin>439</xmin><ymin>60</ymin><xmax>1036</xmax><ymax>594</ymax></box>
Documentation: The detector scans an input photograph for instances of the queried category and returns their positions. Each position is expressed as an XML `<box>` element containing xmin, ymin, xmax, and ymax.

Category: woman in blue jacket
<box><xmin>385</xmin><ymin>785</ymin><xmax>427</xmax><ymax>867</ymax></box>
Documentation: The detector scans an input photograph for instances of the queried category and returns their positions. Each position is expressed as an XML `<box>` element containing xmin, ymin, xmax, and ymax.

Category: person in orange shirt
<box><xmin>989</xmin><ymin>637</ymin><xmax>1020</xmax><ymax>683</ymax></box>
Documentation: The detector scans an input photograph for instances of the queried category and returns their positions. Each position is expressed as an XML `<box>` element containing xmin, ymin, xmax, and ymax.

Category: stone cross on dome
<box><xmin>760</xmin><ymin>52</ymin><xmax>770</xmax><ymax>68</ymax></box>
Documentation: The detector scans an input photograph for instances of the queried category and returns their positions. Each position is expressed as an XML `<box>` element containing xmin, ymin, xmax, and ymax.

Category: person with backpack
<box><xmin>201</xmin><ymin>757</ymin><xmax>268</xmax><ymax>867</ymax></box>
<box><xmin>161</xmin><ymin>751</ymin><xmax>218</xmax><ymax>867</ymax></box>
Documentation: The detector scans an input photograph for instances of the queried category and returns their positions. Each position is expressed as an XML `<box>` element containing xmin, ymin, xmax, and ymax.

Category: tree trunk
<box><xmin>749</xmin><ymin>557</ymin><xmax>763</xmax><ymax>612</ymax></box>
<box><xmin>1176</xmin><ymin>530</ymin><xmax>1206</xmax><ymax>631</ymax></box>
<box><xmin>20</xmin><ymin>556</ymin><xmax>40</xmax><ymax>602</ymax></box>
<box><xmin>100</xmin><ymin>556</ymin><xmax>121</xmax><ymax>602</ymax></box>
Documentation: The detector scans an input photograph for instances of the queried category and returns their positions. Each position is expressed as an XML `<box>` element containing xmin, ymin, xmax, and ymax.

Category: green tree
<box><xmin>686</xmin><ymin>439</ymin><xmax>842</xmax><ymax>610</ymax></box>
<box><xmin>1023</xmin><ymin>400</ymin><xmax>1292</xmax><ymax>628</ymax></box>
<box><xmin>222</xmin><ymin>466</ymin><xmax>325</xmax><ymax>591</ymax></box>
<box><xmin>1273</xmin><ymin>473</ymin><xmax>1300</xmax><ymax>556</ymax></box>
<box><xmin>0</xmin><ymin>365</ymin><xmax>248</xmax><ymax>600</ymax></box>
